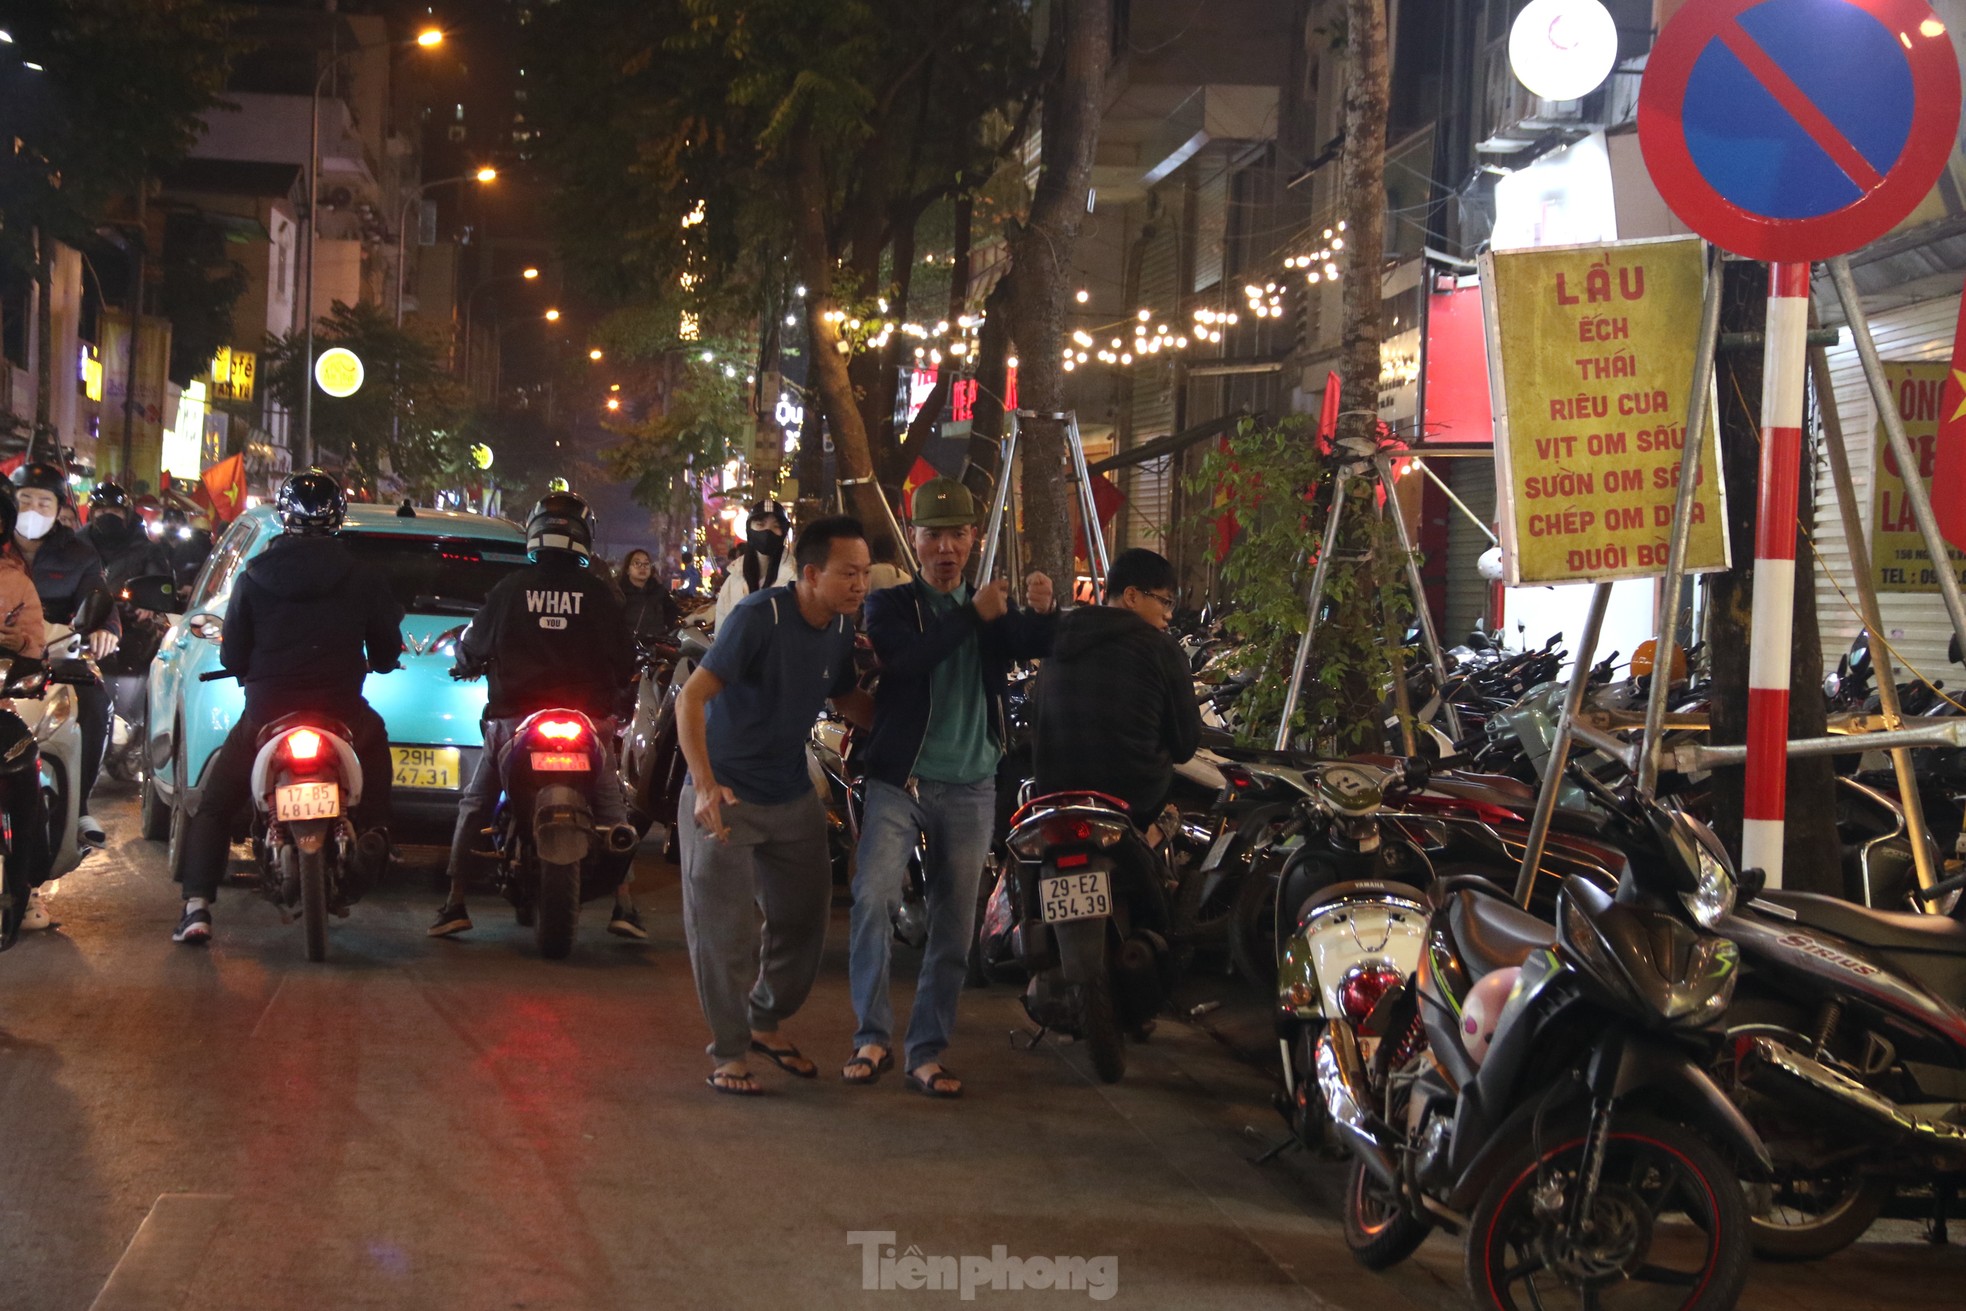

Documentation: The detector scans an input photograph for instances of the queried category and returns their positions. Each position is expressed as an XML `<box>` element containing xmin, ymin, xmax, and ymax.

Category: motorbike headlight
<box><xmin>34</xmin><ymin>684</ymin><xmax>76</xmax><ymax>743</ymax></box>
<box><xmin>1680</xmin><ymin>844</ymin><xmax>1736</xmax><ymax>928</ymax></box>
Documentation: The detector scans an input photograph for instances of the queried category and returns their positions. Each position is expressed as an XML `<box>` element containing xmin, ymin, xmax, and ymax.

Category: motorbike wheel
<box><xmin>1082</xmin><ymin>970</ymin><xmax>1127</xmax><ymax>1084</ymax></box>
<box><xmin>1228</xmin><ymin>859</ymin><xmax>1280</xmax><ymax>992</ymax></box>
<box><xmin>535</xmin><ymin>860</ymin><xmax>580</xmax><ymax>960</ymax></box>
<box><xmin>299</xmin><ymin>846</ymin><xmax>329</xmax><ymax>963</ymax></box>
<box><xmin>1342</xmin><ymin>1160</ymin><xmax>1431</xmax><ymax>1269</ymax></box>
<box><xmin>1466</xmin><ymin>1113</ymin><xmax>1749</xmax><ymax>1311</ymax></box>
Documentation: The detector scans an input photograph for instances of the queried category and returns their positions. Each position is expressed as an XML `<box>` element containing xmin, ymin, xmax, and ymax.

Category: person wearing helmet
<box><xmin>429</xmin><ymin>492</ymin><xmax>636</xmax><ymax>938</ymax></box>
<box><xmin>12</xmin><ymin>462</ymin><xmax>120</xmax><ymax>851</ymax></box>
<box><xmin>171</xmin><ymin>471</ymin><xmax>405</xmax><ymax>944</ymax></box>
<box><xmin>711</xmin><ymin>499</ymin><xmax>796</xmax><ymax>631</ymax></box>
<box><xmin>83</xmin><ymin>481</ymin><xmax>173</xmax><ymax>671</ymax></box>
<box><xmin>0</xmin><ymin>489</ymin><xmax>52</xmax><ymax>937</ymax></box>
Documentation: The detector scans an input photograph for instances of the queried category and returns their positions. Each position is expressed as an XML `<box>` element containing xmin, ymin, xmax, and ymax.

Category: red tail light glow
<box><xmin>1338</xmin><ymin>965</ymin><xmax>1402</xmax><ymax>1025</ymax></box>
<box><xmin>536</xmin><ymin>718</ymin><xmax>585</xmax><ymax>742</ymax></box>
<box><xmin>285</xmin><ymin>728</ymin><xmax>324</xmax><ymax>761</ymax></box>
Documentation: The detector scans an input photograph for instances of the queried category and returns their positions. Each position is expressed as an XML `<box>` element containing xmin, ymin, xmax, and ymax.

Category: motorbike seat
<box><xmin>256</xmin><ymin>712</ymin><xmax>353</xmax><ymax>747</ymax></box>
<box><xmin>1424</xmin><ymin>772</ymin><xmax>1612</xmax><ymax>836</ymax></box>
<box><xmin>1758</xmin><ymin>890</ymin><xmax>1966</xmax><ymax>1003</ymax></box>
<box><xmin>1447</xmin><ymin>887</ymin><xmax>1558</xmax><ymax>978</ymax></box>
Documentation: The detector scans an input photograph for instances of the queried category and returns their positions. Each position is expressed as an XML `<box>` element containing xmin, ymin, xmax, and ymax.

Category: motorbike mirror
<box><xmin>1738</xmin><ymin>866</ymin><xmax>1767</xmax><ymax>901</ymax></box>
<box><xmin>1</xmin><ymin>656</ymin><xmax>45</xmax><ymax>698</ymax></box>
<box><xmin>121</xmin><ymin>573</ymin><xmax>184</xmax><ymax>613</ymax></box>
<box><xmin>1400</xmin><ymin>755</ymin><xmax>1431</xmax><ymax>791</ymax></box>
<box><xmin>72</xmin><ymin>581</ymin><xmax>114</xmax><ymax>634</ymax></box>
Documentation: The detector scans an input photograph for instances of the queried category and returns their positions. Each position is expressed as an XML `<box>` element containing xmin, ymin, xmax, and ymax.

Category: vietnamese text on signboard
<box><xmin>1870</xmin><ymin>360</ymin><xmax>1966</xmax><ymax>593</ymax></box>
<box><xmin>1480</xmin><ymin>235</ymin><xmax>1730</xmax><ymax>585</ymax></box>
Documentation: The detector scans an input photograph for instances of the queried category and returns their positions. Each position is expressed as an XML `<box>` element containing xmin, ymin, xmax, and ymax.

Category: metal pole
<box><xmin>1514</xmin><ymin>581</ymin><xmax>1612</xmax><ymax>908</ymax></box>
<box><xmin>1275</xmin><ymin>470</ymin><xmax>1351</xmax><ymax>750</ymax></box>
<box><xmin>1739</xmin><ymin>262</ymin><xmax>1813</xmax><ymax>888</ymax></box>
<box><xmin>1377</xmin><ymin>453</ymin><xmax>1464</xmax><ymax>740</ymax></box>
<box><xmin>1827</xmin><ymin>256</ymin><xmax>1966</xmax><ymax>677</ymax></box>
<box><xmin>1810</xmin><ymin>329</ymin><xmax>1941</xmax><ymax>896</ymax></box>
<box><xmin>1638</xmin><ymin>250</ymin><xmax>1727</xmax><ymax>798</ymax></box>
<box><xmin>301</xmin><ymin>69</ymin><xmax>320</xmax><ymax>470</ymax></box>
<box><xmin>978</xmin><ymin>412</ymin><xmax>1020</xmax><ymax>582</ymax></box>
<box><xmin>1063</xmin><ymin>413</ymin><xmax>1112</xmax><ymax>599</ymax></box>
<box><xmin>395</xmin><ymin>191</ymin><xmax>415</xmax><ymax>329</ymax></box>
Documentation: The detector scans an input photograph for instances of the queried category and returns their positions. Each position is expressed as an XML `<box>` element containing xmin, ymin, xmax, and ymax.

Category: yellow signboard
<box><xmin>314</xmin><ymin>346</ymin><xmax>365</xmax><ymax>398</ymax></box>
<box><xmin>1869</xmin><ymin>361</ymin><xmax>1966</xmax><ymax>593</ymax></box>
<box><xmin>1480</xmin><ymin>235</ymin><xmax>1730</xmax><ymax>585</ymax></box>
<box><xmin>210</xmin><ymin>346</ymin><xmax>256</xmax><ymax>402</ymax></box>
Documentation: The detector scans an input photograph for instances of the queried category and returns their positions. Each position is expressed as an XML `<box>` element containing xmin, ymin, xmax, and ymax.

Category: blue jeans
<box><xmin>848</xmin><ymin>777</ymin><xmax>995</xmax><ymax>1070</ymax></box>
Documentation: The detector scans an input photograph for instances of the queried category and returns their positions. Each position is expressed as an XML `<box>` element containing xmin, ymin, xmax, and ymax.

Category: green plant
<box><xmin>1189</xmin><ymin>415</ymin><xmax>1416</xmax><ymax>752</ymax></box>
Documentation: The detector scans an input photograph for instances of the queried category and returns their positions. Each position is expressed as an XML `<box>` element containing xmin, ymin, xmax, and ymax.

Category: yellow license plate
<box><xmin>392</xmin><ymin>745</ymin><xmax>462</xmax><ymax>790</ymax></box>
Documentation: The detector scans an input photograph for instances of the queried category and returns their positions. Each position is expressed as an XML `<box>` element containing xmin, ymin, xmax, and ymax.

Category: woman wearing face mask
<box><xmin>0</xmin><ymin>488</ymin><xmax>50</xmax><ymax>940</ymax></box>
<box><xmin>12</xmin><ymin>463</ymin><xmax>121</xmax><ymax>854</ymax></box>
<box><xmin>711</xmin><ymin>499</ymin><xmax>796</xmax><ymax>632</ymax></box>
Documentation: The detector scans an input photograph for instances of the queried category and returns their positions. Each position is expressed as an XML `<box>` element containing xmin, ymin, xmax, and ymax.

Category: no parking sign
<box><xmin>1638</xmin><ymin>0</ymin><xmax>1961</xmax><ymax>261</ymax></box>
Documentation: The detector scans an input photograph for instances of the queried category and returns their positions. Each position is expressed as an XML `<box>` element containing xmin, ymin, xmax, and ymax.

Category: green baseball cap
<box><xmin>910</xmin><ymin>476</ymin><xmax>978</xmax><ymax>528</ymax></box>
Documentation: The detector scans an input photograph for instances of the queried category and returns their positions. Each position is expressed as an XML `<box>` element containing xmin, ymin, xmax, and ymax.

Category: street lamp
<box><xmin>588</xmin><ymin>348</ymin><xmax>603</xmax><ymax>361</ymax></box>
<box><xmin>302</xmin><ymin>25</ymin><xmax>445</xmax><ymax>466</ymax></box>
<box><xmin>544</xmin><ymin>308</ymin><xmax>561</xmax><ymax>322</ymax></box>
<box><xmin>394</xmin><ymin>167</ymin><xmax>497</xmax><ymax>328</ymax></box>
<box><xmin>461</xmin><ymin>266</ymin><xmax>542</xmax><ymax>383</ymax></box>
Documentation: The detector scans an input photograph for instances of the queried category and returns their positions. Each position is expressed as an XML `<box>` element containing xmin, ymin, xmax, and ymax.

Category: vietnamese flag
<box><xmin>1935</xmin><ymin>290</ymin><xmax>1966</xmax><ymax>553</ymax></box>
<box><xmin>901</xmin><ymin>456</ymin><xmax>942</xmax><ymax>517</ymax></box>
<box><xmin>1074</xmin><ymin>473</ymin><xmax>1127</xmax><ymax>562</ymax></box>
<box><xmin>200</xmin><ymin>454</ymin><xmax>248</xmax><ymax>524</ymax></box>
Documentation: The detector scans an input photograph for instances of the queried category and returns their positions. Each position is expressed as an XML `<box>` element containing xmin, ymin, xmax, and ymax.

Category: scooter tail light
<box><xmin>1338</xmin><ymin>965</ymin><xmax>1403</xmax><ymax>1026</ymax></box>
<box><xmin>536</xmin><ymin>718</ymin><xmax>585</xmax><ymax>742</ymax></box>
<box><xmin>285</xmin><ymin>728</ymin><xmax>323</xmax><ymax>761</ymax></box>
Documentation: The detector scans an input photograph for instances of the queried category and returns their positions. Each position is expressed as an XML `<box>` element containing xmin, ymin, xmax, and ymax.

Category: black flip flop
<box><xmin>705</xmin><ymin>1069</ymin><xmax>765</xmax><ymax>1097</ymax></box>
<box><xmin>749</xmin><ymin>1039</ymin><xmax>819</xmax><ymax>1078</ymax></box>
<box><xmin>904</xmin><ymin>1067</ymin><xmax>963</xmax><ymax>1099</ymax></box>
<box><xmin>842</xmin><ymin>1049</ymin><xmax>894</xmax><ymax>1085</ymax></box>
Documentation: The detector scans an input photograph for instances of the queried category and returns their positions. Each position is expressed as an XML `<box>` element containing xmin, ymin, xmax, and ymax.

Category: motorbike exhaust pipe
<box><xmin>1745</xmin><ymin>1036</ymin><xmax>1966</xmax><ymax>1161</ymax></box>
<box><xmin>1314</xmin><ymin>1026</ymin><xmax>1400</xmax><ymax>1189</ymax></box>
<box><xmin>603</xmin><ymin>823</ymin><xmax>640</xmax><ymax>854</ymax></box>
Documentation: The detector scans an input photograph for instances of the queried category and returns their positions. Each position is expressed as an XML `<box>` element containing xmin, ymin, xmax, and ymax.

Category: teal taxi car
<box><xmin>140</xmin><ymin>504</ymin><xmax>531</xmax><ymax>854</ymax></box>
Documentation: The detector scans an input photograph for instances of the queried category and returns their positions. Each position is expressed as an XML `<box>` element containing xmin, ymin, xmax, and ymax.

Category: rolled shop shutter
<box><xmin>1125</xmin><ymin>218</ymin><xmax>1181</xmax><ymax>551</ymax></box>
<box><xmin>1444</xmin><ymin>456</ymin><xmax>1499</xmax><ymax>645</ymax></box>
<box><xmin>1813</xmin><ymin>293</ymin><xmax>1962</xmax><ymax>688</ymax></box>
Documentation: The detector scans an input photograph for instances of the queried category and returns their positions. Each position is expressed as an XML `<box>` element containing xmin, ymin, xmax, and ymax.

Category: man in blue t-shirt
<box><xmin>674</xmin><ymin>515</ymin><xmax>874</xmax><ymax>1096</ymax></box>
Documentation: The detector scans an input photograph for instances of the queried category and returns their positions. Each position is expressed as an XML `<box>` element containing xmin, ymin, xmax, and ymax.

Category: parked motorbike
<box><xmin>619</xmin><ymin>622</ymin><xmax>709</xmax><ymax>854</ymax></box>
<box><xmin>1317</xmin><ymin>780</ymin><xmax>1768</xmax><ymax>1309</ymax></box>
<box><xmin>999</xmin><ymin>790</ymin><xmax>1184</xmax><ymax>1082</ymax></box>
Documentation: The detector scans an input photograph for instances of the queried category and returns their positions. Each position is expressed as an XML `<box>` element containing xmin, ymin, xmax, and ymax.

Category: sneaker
<box><xmin>78</xmin><ymin>815</ymin><xmax>106</xmax><ymax>849</ymax></box>
<box><xmin>20</xmin><ymin>891</ymin><xmax>52</xmax><ymax>932</ymax></box>
<box><xmin>428</xmin><ymin>902</ymin><xmax>472</xmax><ymax>938</ymax></box>
<box><xmin>607</xmin><ymin>901</ymin><xmax>648</xmax><ymax>940</ymax></box>
<box><xmin>172</xmin><ymin>904</ymin><xmax>212</xmax><ymax>944</ymax></box>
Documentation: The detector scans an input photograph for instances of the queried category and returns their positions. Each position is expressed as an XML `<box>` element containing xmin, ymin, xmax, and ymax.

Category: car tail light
<box><xmin>1338</xmin><ymin>965</ymin><xmax>1402</xmax><ymax>1025</ymax></box>
<box><xmin>285</xmin><ymin>728</ymin><xmax>324</xmax><ymax>761</ymax></box>
<box><xmin>536</xmin><ymin>718</ymin><xmax>585</xmax><ymax>742</ymax></box>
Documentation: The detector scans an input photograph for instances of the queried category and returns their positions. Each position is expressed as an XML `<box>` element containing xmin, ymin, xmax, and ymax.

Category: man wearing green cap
<box><xmin>845</xmin><ymin>476</ymin><xmax>1056</xmax><ymax>1097</ymax></box>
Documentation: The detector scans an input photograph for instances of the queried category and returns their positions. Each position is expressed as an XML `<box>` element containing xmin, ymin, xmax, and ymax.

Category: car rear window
<box><xmin>342</xmin><ymin>534</ymin><xmax>529</xmax><ymax>616</ymax></box>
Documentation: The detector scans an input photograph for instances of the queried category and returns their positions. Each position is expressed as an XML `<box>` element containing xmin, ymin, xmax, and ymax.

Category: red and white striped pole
<box><xmin>1741</xmin><ymin>262</ymin><xmax>1812</xmax><ymax>887</ymax></box>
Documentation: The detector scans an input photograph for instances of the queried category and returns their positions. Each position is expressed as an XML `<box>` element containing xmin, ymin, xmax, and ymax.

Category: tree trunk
<box><xmin>33</xmin><ymin>229</ymin><xmax>55</xmax><ymax>460</ymax></box>
<box><xmin>1007</xmin><ymin>0</ymin><xmax>1110</xmax><ymax>592</ymax></box>
<box><xmin>1707</xmin><ymin>262</ymin><xmax>1841</xmax><ymax>895</ymax></box>
<box><xmin>791</xmin><ymin>126</ymin><xmax>898</xmax><ymax>554</ymax></box>
<box><xmin>962</xmin><ymin>271</ymin><xmax>1017</xmax><ymax>505</ymax></box>
<box><xmin>1316</xmin><ymin>0</ymin><xmax>1394</xmax><ymax>749</ymax></box>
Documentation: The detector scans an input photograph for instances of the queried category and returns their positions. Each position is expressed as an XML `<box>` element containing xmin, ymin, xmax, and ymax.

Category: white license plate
<box><xmin>1200</xmin><ymin>828</ymin><xmax>1237</xmax><ymax>872</ymax></box>
<box><xmin>1040</xmin><ymin>868</ymin><xmax>1112</xmax><ymax>923</ymax></box>
<box><xmin>275</xmin><ymin>781</ymin><xmax>341</xmax><ymax>821</ymax></box>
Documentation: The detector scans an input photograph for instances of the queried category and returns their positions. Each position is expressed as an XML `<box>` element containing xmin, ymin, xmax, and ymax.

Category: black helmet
<box><xmin>276</xmin><ymin>470</ymin><xmax>347</xmax><ymax>535</ymax></box>
<box><xmin>746</xmin><ymin>498</ymin><xmax>790</xmax><ymax>535</ymax></box>
<box><xmin>11</xmin><ymin>462</ymin><xmax>70</xmax><ymax>504</ymax></box>
<box><xmin>526</xmin><ymin>492</ymin><xmax>596</xmax><ymax>564</ymax></box>
<box><xmin>88</xmin><ymin>482</ymin><xmax>131</xmax><ymax>513</ymax></box>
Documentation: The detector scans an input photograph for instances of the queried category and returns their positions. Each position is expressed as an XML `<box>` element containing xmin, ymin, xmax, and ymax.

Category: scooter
<box><xmin>619</xmin><ymin>622</ymin><xmax>709</xmax><ymax>854</ymax></box>
<box><xmin>12</xmin><ymin>588</ymin><xmax>115</xmax><ymax>885</ymax></box>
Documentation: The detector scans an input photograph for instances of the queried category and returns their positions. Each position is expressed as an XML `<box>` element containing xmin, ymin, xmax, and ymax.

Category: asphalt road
<box><xmin>2</xmin><ymin>781</ymin><xmax>1963</xmax><ymax>1310</ymax></box>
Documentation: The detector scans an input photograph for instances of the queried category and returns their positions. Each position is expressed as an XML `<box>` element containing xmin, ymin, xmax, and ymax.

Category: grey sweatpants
<box><xmin>678</xmin><ymin>781</ymin><xmax>833</xmax><ymax>1062</ymax></box>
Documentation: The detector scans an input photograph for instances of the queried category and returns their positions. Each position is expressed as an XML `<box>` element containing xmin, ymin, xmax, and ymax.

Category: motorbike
<box><xmin>0</xmin><ymin>647</ymin><xmax>91</xmax><ymax>946</ymax></box>
<box><xmin>997</xmin><ymin>789</ymin><xmax>1185</xmax><ymax>1083</ymax></box>
<box><xmin>619</xmin><ymin>622</ymin><xmax>709</xmax><ymax>855</ymax></box>
<box><xmin>1316</xmin><ymin>777</ymin><xmax>1768</xmax><ymax>1310</ymax></box>
<box><xmin>13</xmin><ymin>587</ymin><xmax>115</xmax><ymax>885</ymax></box>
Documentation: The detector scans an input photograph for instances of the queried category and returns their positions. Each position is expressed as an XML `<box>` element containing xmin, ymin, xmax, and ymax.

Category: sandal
<box><xmin>705</xmin><ymin>1069</ymin><xmax>764</xmax><ymax>1097</ymax></box>
<box><xmin>749</xmin><ymin>1038</ymin><xmax>819</xmax><ymax>1078</ymax></box>
<box><xmin>904</xmin><ymin>1066</ymin><xmax>963</xmax><ymax>1099</ymax></box>
<box><xmin>842</xmin><ymin>1048</ymin><xmax>894</xmax><ymax>1085</ymax></box>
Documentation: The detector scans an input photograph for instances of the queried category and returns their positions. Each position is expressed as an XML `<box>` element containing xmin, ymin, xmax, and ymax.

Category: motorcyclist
<box><xmin>82</xmin><ymin>483</ymin><xmax>173</xmax><ymax>755</ymax></box>
<box><xmin>172</xmin><ymin>471</ymin><xmax>403</xmax><ymax>944</ymax></box>
<box><xmin>11</xmin><ymin>462</ymin><xmax>120</xmax><ymax>850</ymax></box>
<box><xmin>429</xmin><ymin>492</ymin><xmax>637</xmax><ymax>938</ymax></box>
<box><xmin>0</xmin><ymin>489</ymin><xmax>52</xmax><ymax>938</ymax></box>
<box><xmin>159</xmin><ymin>505</ymin><xmax>215</xmax><ymax>590</ymax></box>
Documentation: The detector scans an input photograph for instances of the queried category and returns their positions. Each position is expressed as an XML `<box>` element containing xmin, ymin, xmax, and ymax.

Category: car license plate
<box><xmin>392</xmin><ymin>745</ymin><xmax>462</xmax><ymax>789</ymax></box>
<box><xmin>1040</xmin><ymin>869</ymin><xmax>1111</xmax><ymax>923</ymax></box>
<box><xmin>275</xmin><ymin>781</ymin><xmax>340</xmax><ymax>821</ymax></box>
<box><xmin>530</xmin><ymin>751</ymin><xmax>590</xmax><ymax>772</ymax></box>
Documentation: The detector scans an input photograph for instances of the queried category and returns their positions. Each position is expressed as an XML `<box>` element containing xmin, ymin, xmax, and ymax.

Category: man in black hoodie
<box><xmin>1032</xmin><ymin>548</ymin><xmax>1202</xmax><ymax>823</ymax></box>
<box><xmin>172</xmin><ymin>472</ymin><xmax>404</xmax><ymax>944</ymax></box>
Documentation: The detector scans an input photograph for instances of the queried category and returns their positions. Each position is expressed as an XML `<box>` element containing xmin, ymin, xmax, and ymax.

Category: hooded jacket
<box><xmin>221</xmin><ymin>534</ymin><xmax>404</xmax><ymax>718</ymax></box>
<box><xmin>21</xmin><ymin>524</ymin><xmax>120</xmax><ymax>638</ymax></box>
<box><xmin>859</xmin><ymin>579</ymin><xmax>1056</xmax><ymax>789</ymax></box>
<box><xmin>456</xmin><ymin>552</ymin><xmax>632</xmax><ymax>721</ymax></box>
<box><xmin>1032</xmin><ymin>605</ymin><xmax>1202</xmax><ymax>820</ymax></box>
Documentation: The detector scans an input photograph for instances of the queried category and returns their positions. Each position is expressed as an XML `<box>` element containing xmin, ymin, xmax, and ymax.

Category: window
<box><xmin>339</xmin><ymin>535</ymin><xmax>530</xmax><ymax>615</ymax></box>
<box><xmin>189</xmin><ymin>519</ymin><xmax>262</xmax><ymax>611</ymax></box>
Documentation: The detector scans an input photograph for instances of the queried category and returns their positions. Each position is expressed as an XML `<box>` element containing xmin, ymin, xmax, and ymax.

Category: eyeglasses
<box><xmin>1141</xmin><ymin>590</ymin><xmax>1177</xmax><ymax>609</ymax></box>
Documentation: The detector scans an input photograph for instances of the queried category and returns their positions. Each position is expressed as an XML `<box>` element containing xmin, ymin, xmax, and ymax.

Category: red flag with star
<box><xmin>1936</xmin><ymin>290</ymin><xmax>1966</xmax><ymax>553</ymax></box>
<box><xmin>199</xmin><ymin>454</ymin><xmax>248</xmax><ymax>524</ymax></box>
<box><xmin>901</xmin><ymin>456</ymin><xmax>942</xmax><ymax>517</ymax></box>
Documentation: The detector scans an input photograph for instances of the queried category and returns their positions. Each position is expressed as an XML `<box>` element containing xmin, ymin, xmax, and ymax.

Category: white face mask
<box><xmin>15</xmin><ymin>510</ymin><xmax>55</xmax><ymax>541</ymax></box>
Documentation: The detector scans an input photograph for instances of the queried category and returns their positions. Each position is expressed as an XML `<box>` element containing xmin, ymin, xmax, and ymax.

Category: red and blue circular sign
<box><xmin>1638</xmin><ymin>0</ymin><xmax>1962</xmax><ymax>262</ymax></box>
